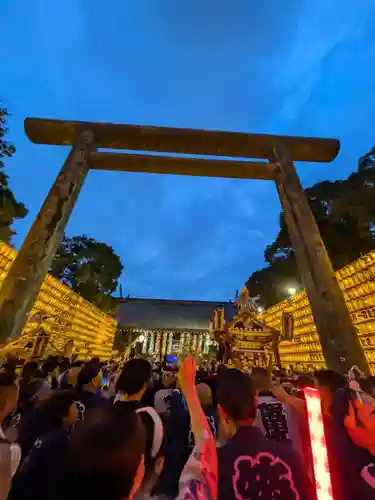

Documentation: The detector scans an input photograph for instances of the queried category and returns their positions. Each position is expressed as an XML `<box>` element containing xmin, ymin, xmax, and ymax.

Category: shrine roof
<box><xmin>116</xmin><ymin>297</ymin><xmax>237</xmax><ymax>331</ymax></box>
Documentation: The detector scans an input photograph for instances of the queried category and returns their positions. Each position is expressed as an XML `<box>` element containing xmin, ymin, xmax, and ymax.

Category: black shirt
<box><xmin>218</xmin><ymin>426</ymin><xmax>313</xmax><ymax>500</ymax></box>
<box><xmin>10</xmin><ymin>427</ymin><xmax>71</xmax><ymax>500</ymax></box>
<box><xmin>75</xmin><ymin>391</ymin><xmax>109</xmax><ymax>420</ymax></box>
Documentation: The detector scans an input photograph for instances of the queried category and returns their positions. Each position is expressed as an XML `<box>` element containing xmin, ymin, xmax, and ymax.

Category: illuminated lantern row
<box><xmin>257</xmin><ymin>250</ymin><xmax>375</xmax><ymax>374</ymax></box>
<box><xmin>0</xmin><ymin>242</ymin><xmax>117</xmax><ymax>360</ymax></box>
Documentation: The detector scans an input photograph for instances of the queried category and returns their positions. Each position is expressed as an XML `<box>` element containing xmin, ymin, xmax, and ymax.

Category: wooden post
<box><xmin>0</xmin><ymin>131</ymin><xmax>94</xmax><ymax>342</ymax></box>
<box><xmin>271</xmin><ymin>331</ymin><xmax>282</xmax><ymax>370</ymax></box>
<box><xmin>273</xmin><ymin>145</ymin><xmax>370</xmax><ymax>375</ymax></box>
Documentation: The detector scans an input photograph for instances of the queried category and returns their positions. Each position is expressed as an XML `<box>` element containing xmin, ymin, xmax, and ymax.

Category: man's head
<box><xmin>251</xmin><ymin>367</ymin><xmax>271</xmax><ymax>392</ymax></box>
<box><xmin>0</xmin><ymin>372</ymin><xmax>19</xmax><ymax>420</ymax></box>
<box><xmin>116</xmin><ymin>359</ymin><xmax>152</xmax><ymax>400</ymax></box>
<box><xmin>65</xmin><ymin>404</ymin><xmax>145</xmax><ymax>499</ymax></box>
<box><xmin>217</xmin><ymin>369</ymin><xmax>256</xmax><ymax>424</ymax></box>
<box><xmin>77</xmin><ymin>359</ymin><xmax>102</xmax><ymax>393</ymax></box>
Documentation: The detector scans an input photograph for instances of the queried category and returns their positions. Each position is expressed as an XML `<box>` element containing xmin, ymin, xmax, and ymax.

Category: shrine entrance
<box><xmin>0</xmin><ymin>118</ymin><xmax>369</xmax><ymax>374</ymax></box>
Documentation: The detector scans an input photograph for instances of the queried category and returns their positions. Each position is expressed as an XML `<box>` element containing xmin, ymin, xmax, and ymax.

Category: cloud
<box><xmin>2</xmin><ymin>0</ymin><xmax>375</xmax><ymax>300</ymax></box>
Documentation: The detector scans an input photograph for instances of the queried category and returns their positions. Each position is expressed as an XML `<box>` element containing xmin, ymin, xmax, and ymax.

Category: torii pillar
<box><xmin>0</xmin><ymin>118</ymin><xmax>369</xmax><ymax>374</ymax></box>
<box><xmin>0</xmin><ymin>130</ymin><xmax>95</xmax><ymax>340</ymax></box>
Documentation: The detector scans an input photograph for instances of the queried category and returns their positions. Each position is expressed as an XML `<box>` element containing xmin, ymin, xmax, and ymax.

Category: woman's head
<box><xmin>65</xmin><ymin>404</ymin><xmax>145</xmax><ymax>499</ymax></box>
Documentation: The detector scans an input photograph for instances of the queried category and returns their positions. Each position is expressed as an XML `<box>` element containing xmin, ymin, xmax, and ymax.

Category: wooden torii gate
<box><xmin>0</xmin><ymin>118</ymin><xmax>369</xmax><ymax>374</ymax></box>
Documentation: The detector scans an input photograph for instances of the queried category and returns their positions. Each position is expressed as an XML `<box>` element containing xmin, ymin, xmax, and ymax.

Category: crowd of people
<box><xmin>0</xmin><ymin>354</ymin><xmax>374</xmax><ymax>499</ymax></box>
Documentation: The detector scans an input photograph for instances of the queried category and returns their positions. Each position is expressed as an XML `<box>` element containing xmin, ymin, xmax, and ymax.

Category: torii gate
<box><xmin>0</xmin><ymin>118</ymin><xmax>369</xmax><ymax>374</ymax></box>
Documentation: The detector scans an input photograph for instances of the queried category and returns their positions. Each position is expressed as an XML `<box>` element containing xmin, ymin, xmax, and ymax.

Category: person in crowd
<box><xmin>156</xmin><ymin>379</ymin><xmax>217</xmax><ymax>497</ymax></box>
<box><xmin>55</xmin><ymin>358</ymin><xmax>71</xmax><ymax>387</ymax></box>
<box><xmin>59</xmin><ymin>360</ymin><xmax>84</xmax><ymax>390</ymax></box>
<box><xmin>41</xmin><ymin>357</ymin><xmax>59</xmax><ymax>389</ymax></box>
<box><xmin>0</xmin><ymin>372</ymin><xmax>21</xmax><ymax>500</ymax></box>
<box><xmin>0</xmin><ymin>359</ymin><xmax>17</xmax><ymax>377</ymax></box>
<box><xmin>315</xmin><ymin>369</ymin><xmax>348</xmax><ymax>418</ymax></box>
<box><xmin>134</xmin><ymin>406</ymin><xmax>166</xmax><ymax>499</ymax></box>
<box><xmin>10</xmin><ymin>390</ymin><xmax>78</xmax><ymax>500</ymax></box>
<box><xmin>216</xmin><ymin>368</ymin><xmax>312</xmax><ymax>500</ymax></box>
<box><xmin>154</xmin><ymin>370</ymin><xmax>177</xmax><ymax>416</ymax></box>
<box><xmin>16</xmin><ymin>385</ymin><xmax>76</xmax><ymax>457</ymax></box>
<box><xmin>57</xmin><ymin>355</ymin><xmax>216</xmax><ymax>500</ymax></box>
<box><xmin>329</xmin><ymin>387</ymin><xmax>375</xmax><ymax>499</ymax></box>
<box><xmin>58</xmin><ymin>402</ymin><xmax>147</xmax><ymax>500</ymax></box>
<box><xmin>251</xmin><ymin>367</ymin><xmax>301</xmax><ymax>447</ymax></box>
<box><xmin>75</xmin><ymin>358</ymin><xmax>107</xmax><ymax>419</ymax></box>
<box><xmin>189</xmin><ymin>383</ymin><xmax>217</xmax><ymax>448</ymax></box>
<box><xmin>175</xmin><ymin>355</ymin><xmax>217</xmax><ymax>499</ymax></box>
<box><xmin>4</xmin><ymin>378</ymin><xmax>51</xmax><ymax>443</ymax></box>
<box><xmin>18</xmin><ymin>361</ymin><xmax>39</xmax><ymax>399</ymax></box>
<box><xmin>115</xmin><ymin>358</ymin><xmax>152</xmax><ymax>409</ymax></box>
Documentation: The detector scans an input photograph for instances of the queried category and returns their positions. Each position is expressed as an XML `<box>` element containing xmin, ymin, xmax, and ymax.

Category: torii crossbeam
<box><xmin>0</xmin><ymin>118</ymin><xmax>369</xmax><ymax>374</ymax></box>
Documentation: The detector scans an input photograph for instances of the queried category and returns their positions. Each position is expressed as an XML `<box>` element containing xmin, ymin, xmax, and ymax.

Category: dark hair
<box><xmin>17</xmin><ymin>391</ymin><xmax>77</xmax><ymax>455</ymax></box>
<box><xmin>315</xmin><ymin>370</ymin><xmax>347</xmax><ymax>396</ymax></box>
<box><xmin>21</xmin><ymin>361</ymin><xmax>39</xmax><ymax>380</ymax></box>
<box><xmin>116</xmin><ymin>359</ymin><xmax>152</xmax><ymax>396</ymax></box>
<box><xmin>38</xmin><ymin>390</ymin><xmax>77</xmax><ymax>425</ymax></box>
<box><xmin>58</xmin><ymin>358</ymin><xmax>71</xmax><ymax>373</ymax></box>
<box><xmin>296</xmin><ymin>374</ymin><xmax>314</xmax><ymax>389</ymax></box>
<box><xmin>63</xmin><ymin>404</ymin><xmax>145</xmax><ymax>500</ymax></box>
<box><xmin>41</xmin><ymin>359</ymin><xmax>58</xmax><ymax>378</ymax></box>
<box><xmin>18</xmin><ymin>378</ymin><xmax>48</xmax><ymax>405</ymax></box>
<box><xmin>217</xmin><ymin>364</ymin><xmax>226</xmax><ymax>376</ymax></box>
<box><xmin>217</xmin><ymin>369</ymin><xmax>256</xmax><ymax>421</ymax></box>
<box><xmin>77</xmin><ymin>359</ymin><xmax>101</xmax><ymax>391</ymax></box>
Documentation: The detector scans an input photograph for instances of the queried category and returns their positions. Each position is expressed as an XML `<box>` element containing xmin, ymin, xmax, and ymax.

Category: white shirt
<box><xmin>0</xmin><ymin>425</ymin><xmax>21</xmax><ymax>477</ymax></box>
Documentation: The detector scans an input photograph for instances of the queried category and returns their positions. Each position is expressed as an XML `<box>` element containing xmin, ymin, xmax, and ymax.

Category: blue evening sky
<box><xmin>2</xmin><ymin>1</ymin><xmax>375</xmax><ymax>301</ymax></box>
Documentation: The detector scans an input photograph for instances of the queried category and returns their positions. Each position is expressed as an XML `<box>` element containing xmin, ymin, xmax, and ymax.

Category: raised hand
<box><xmin>178</xmin><ymin>354</ymin><xmax>196</xmax><ymax>393</ymax></box>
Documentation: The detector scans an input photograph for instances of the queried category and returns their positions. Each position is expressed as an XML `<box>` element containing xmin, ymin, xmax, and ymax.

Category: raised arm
<box><xmin>177</xmin><ymin>355</ymin><xmax>217</xmax><ymax>500</ymax></box>
<box><xmin>271</xmin><ymin>383</ymin><xmax>305</xmax><ymax>414</ymax></box>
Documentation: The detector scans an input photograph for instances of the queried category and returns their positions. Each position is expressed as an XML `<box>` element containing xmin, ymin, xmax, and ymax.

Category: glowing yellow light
<box><xmin>0</xmin><ymin>242</ymin><xmax>117</xmax><ymax>360</ymax></box>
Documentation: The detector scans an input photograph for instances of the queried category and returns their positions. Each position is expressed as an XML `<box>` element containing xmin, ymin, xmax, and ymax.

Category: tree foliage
<box><xmin>50</xmin><ymin>235</ymin><xmax>124</xmax><ymax>313</ymax></box>
<box><xmin>0</xmin><ymin>107</ymin><xmax>28</xmax><ymax>242</ymax></box>
<box><xmin>246</xmin><ymin>146</ymin><xmax>375</xmax><ymax>308</ymax></box>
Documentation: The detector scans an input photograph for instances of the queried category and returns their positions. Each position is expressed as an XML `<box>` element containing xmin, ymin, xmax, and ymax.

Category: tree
<box><xmin>0</xmin><ymin>107</ymin><xmax>28</xmax><ymax>242</ymax></box>
<box><xmin>246</xmin><ymin>146</ymin><xmax>375</xmax><ymax>308</ymax></box>
<box><xmin>50</xmin><ymin>235</ymin><xmax>124</xmax><ymax>313</ymax></box>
